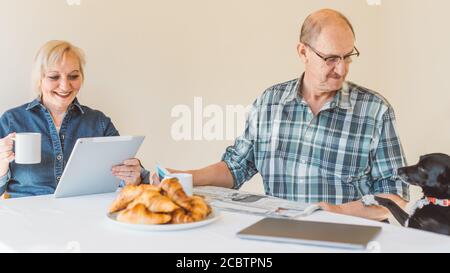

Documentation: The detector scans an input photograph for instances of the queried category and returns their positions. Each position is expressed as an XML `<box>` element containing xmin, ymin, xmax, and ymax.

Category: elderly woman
<box><xmin>0</xmin><ymin>40</ymin><xmax>148</xmax><ymax>198</ymax></box>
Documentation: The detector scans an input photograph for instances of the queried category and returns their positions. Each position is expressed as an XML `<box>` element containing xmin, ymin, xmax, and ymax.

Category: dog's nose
<box><xmin>398</xmin><ymin>168</ymin><xmax>406</xmax><ymax>176</ymax></box>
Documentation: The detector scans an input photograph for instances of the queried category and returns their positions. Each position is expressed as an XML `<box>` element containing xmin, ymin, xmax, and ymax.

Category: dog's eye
<box><xmin>418</xmin><ymin>167</ymin><xmax>427</xmax><ymax>173</ymax></box>
<box><xmin>417</xmin><ymin>167</ymin><xmax>428</xmax><ymax>178</ymax></box>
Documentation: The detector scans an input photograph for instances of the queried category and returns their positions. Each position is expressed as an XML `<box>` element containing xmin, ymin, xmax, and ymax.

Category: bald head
<box><xmin>300</xmin><ymin>9</ymin><xmax>355</xmax><ymax>46</ymax></box>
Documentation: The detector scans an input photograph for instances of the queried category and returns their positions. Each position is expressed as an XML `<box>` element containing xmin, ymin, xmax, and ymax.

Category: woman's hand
<box><xmin>112</xmin><ymin>158</ymin><xmax>142</xmax><ymax>186</ymax></box>
<box><xmin>0</xmin><ymin>133</ymin><xmax>15</xmax><ymax>177</ymax></box>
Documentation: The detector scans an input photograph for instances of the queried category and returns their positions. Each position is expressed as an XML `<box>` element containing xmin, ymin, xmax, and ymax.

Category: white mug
<box><xmin>165</xmin><ymin>173</ymin><xmax>193</xmax><ymax>196</ymax></box>
<box><xmin>13</xmin><ymin>133</ymin><xmax>41</xmax><ymax>164</ymax></box>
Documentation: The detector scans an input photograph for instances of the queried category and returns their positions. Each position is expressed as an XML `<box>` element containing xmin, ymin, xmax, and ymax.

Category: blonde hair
<box><xmin>32</xmin><ymin>40</ymin><xmax>86</xmax><ymax>95</ymax></box>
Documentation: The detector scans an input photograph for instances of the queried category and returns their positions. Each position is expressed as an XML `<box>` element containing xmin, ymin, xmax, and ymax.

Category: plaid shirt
<box><xmin>222</xmin><ymin>76</ymin><xmax>410</xmax><ymax>204</ymax></box>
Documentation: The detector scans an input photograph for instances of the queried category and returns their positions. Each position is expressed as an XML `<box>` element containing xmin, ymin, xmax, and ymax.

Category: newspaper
<box><xmin>193</xmin><ymin>186</ymin><xmax>321</xmax><ymax>219</ymax></box>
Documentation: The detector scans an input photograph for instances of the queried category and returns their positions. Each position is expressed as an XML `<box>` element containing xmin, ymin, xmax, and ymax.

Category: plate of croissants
<box><xmin>107</xmin><ymin>177</ymin><xmax>220</xmax><ymax>231</ymax></box>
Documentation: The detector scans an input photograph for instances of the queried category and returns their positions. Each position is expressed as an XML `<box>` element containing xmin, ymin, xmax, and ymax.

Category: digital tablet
<box><xmin>54</xmin><ymin>136</ymin><xmax>145</xmax><ymax>198</ymax></box>
<box><xmin>237</xmin><ymin>218</ymin><xmax>382</xmax><ymax>250</ymax></box>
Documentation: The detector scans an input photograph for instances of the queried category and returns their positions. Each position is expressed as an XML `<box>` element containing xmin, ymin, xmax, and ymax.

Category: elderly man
<box><xmin>158</xmin><ymin>9</ymin><xmax>409</xmax><ymax>221</ymax></box>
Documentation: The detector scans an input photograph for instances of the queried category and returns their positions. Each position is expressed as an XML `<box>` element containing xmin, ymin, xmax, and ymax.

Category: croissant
<box><xmin>117</xmin><ymin>204</ymin><xmax>172</xmax><ymax>225</ymax></box>
<box><xmin>138</xmin><ymin>184</ymin><xmax>161</xmax><ymax>192</ymax></box>
<box><xmin>171</xmin><ymin>208</ymin><xmax>195</xmax><ymax>224</ymax></box>
<box><xmin>126</xmin><ymin>189</ymin><xmax>160</xmax><ymax>207</ymax></box>
<box><xmin>109</xmin><ymin>185</ymin><xmax>144</xmax><ymax>213</ymax></box>
<box><xmin>109</xmin><ymin>184</ymin><xmax>161</xmax><ymax>213</ymax></box>
<box><xmin>189</xmin><ymin>195</ymin><xmax>212</xmax><ymax>221</ymax></box>
<box><xmin>160</xmin><ymin>178</ymin><xmax>192</xmax><ymax>210</ymax></box>
<box><xmin>109</xmin><ymin>180</ymin><xmax>213</xmax><ymax>226</ymax></box>
<box><xmin>171</xmin><ymin>196</ymin><xmax>212</xmax><ymax>223</ymax></box>
<box><xmin>128</xmin><ymin>191</ymin><xmax>179</xmax><ymax>213</ymax></box>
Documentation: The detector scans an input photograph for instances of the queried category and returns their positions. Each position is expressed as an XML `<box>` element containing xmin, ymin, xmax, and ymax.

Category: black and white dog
<box><xmin>374</xmin><ymin>153</ymin><xmax>450</xmax><ymax>236</ymax></box>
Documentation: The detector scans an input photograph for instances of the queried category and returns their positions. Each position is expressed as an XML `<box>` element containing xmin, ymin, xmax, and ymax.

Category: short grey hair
<box><xmin>300</xmin><ymin>9</ymin><xmax>355</xmax><ymax>45</ymax></box>
<box><xmin>32</xmin><ymin>40</ymin><xmax>86</xmax><ymax>95</ymax></box>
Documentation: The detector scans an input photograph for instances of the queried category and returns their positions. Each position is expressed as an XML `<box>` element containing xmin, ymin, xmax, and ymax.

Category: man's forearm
<box><xmin>169</xmin><ymin>161</ymin><xmax>235</xmax><ymax>188</ymax></box>
<box><xmin>320</xmin><ymin>194</ymin><xmax>408</xmax><ymax>221</ymax></box>
<box><xmin>332</xmin><ymin>199</ymin><xmax>390</xmax><ymax>221</ymax></box>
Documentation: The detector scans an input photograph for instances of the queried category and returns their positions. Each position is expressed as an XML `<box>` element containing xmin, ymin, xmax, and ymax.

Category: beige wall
<box><xmin>0</xmin><ymin>0</ymin><xmax>449</xmax><ymax>204</ymax></box>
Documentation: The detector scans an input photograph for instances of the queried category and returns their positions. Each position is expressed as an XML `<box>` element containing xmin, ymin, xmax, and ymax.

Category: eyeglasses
<box><xmin>305</xmin><ymin>43</ymin><xmax>360</xmax><ymax>67</ymax></box>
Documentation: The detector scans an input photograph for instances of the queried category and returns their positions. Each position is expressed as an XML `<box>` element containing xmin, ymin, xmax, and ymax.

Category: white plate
<box><xmin>107</xmin><ymin>208</ymin><xmax>221</xmax><ymax>231</ymax></box>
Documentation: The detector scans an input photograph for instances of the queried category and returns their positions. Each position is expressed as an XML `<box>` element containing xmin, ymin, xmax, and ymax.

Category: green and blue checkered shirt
<box><xmin>222</xmin><ymin>76</ymin><xmax>410</xmax><ymax>204</ymax></box>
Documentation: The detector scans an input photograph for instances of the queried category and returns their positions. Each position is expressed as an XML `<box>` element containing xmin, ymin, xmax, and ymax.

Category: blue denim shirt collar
<box><xmin>26</xmin><ymin>97</ymin><xmax>85</xmax><ymax>114</ymax></box>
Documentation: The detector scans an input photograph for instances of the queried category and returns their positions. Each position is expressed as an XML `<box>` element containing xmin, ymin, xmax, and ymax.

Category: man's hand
<box><xmin>318</xmin><ymin>202</ymin><xmax>343</xmax><ymax>214</ymax></box>
<box><xmin>150</xmin><ymin>172</ymin><xmax>160</xmax><ymax>185</ymax></box>
<box><xmin>112</xmin><ymin>158</ymin><xmax>142</xmax><ymax>186</ymax></box>
<box><xmin>317</xmin><ymin>194</ymin><xmax>407</xmax><ymax>221</ymax></box>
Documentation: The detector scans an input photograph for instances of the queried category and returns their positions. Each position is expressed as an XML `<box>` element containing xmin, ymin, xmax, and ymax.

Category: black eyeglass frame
<box><xmin>304</xmin><ymin>43</ymin><xmax>360</xmax><ymax>66</ymax></box>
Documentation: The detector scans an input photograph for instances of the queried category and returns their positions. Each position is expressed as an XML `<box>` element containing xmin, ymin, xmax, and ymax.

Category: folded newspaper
<box><xmin>193</xmin><ymin>186</ymin><xmax>321</xmax><ymax>219</ymax></box>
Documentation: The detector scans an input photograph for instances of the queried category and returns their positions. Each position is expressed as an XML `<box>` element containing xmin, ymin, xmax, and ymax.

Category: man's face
<box><xmin>299</xmin><ymin>25</ymin><xmax>356</xmax><ymax>93</ymax></box>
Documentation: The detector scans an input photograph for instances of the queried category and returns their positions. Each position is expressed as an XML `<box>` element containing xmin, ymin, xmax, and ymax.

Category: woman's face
<box><xmin>40</xmin><ymin>52</ymin><xmax>83</xmax><ymax>111</ymax></box>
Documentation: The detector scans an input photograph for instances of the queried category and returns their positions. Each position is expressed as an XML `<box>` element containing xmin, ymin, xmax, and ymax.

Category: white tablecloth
<box><xmin>0</xmin><ymin>193</ymin><xmax>449</xmax><ymax>253</ymax></box>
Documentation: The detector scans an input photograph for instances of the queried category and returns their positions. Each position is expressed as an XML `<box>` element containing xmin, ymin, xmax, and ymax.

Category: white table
<box><xmin>0</xmin><ymin>193</ymin><xmax>449</xmax><ymax>253</ymax></box>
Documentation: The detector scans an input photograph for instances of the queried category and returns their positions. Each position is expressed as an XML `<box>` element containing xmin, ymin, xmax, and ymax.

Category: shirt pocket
<box><xmin>255</xmin><ymin>122</ymin><xmax>276</xmax><ymax>155</ymax></box>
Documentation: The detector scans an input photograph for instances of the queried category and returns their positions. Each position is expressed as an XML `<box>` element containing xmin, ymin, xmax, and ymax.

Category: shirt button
<box><xmin>57</xmin><ymin>154</ymin><xmax>63</xmax><ymax>161</ymax></box>
<box><xmin>57</xmin><ymin>176</ymin><xmax>61</xmax><ymax>181</ymax></box>
<box><xmin>301</xmin><ymin>160</ymin><xmax>307</xmax><ymax>164</ymax></box>
<box><xmin>305</xmin><ymin>132</ymin><xmax>312</xmax><ymax>140</ymax></box>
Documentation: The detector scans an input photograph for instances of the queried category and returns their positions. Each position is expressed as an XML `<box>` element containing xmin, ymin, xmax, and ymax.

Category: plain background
<box><xmin>1</xmin><ymin>0</ymin><xmax>449</xmax><ymax>211</ymax></box>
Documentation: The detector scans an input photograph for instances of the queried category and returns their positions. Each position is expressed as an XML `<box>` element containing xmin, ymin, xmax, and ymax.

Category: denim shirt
<box><xmin>0</xmin><ymin>98</ymin><xmax>149</xmax><ymax>198</ymax></box>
